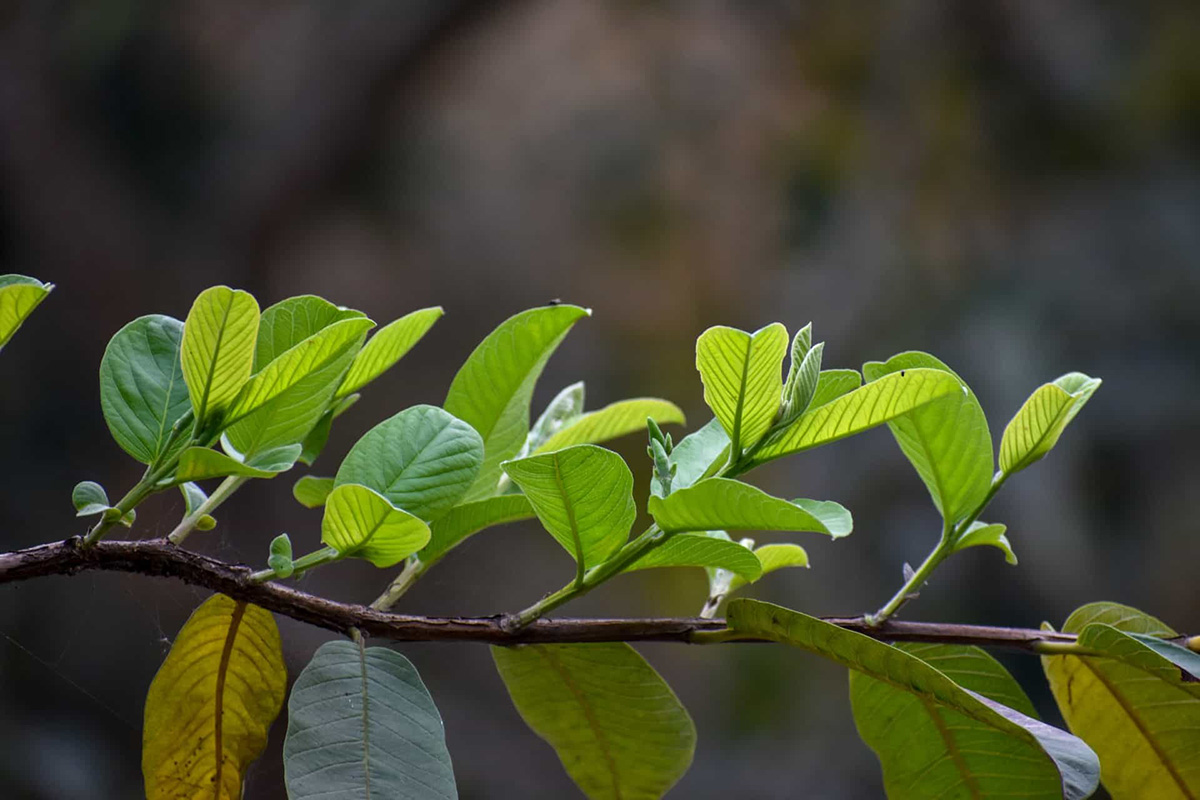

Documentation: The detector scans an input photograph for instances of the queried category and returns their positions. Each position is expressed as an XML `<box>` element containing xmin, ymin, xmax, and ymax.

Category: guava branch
<box><xmin>0</xmin><ymin>537</ymin><xmax>1095</xmax><ymax>651</ymax></box>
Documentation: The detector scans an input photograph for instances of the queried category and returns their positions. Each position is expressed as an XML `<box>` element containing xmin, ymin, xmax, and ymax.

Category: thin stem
<box><xmin>371</xmin><ymin>557</ymin><xmax>432</xmax><ymax>611</ymax></box>
<box><xmin>249</xmin><ymin>546</ymin><xmax>338</xmax><ymax>583</ymax></box>
<box><xmin>168</xmin><ymin>475</ymin><xmax>249</xmax><ymax>545</ymax></box>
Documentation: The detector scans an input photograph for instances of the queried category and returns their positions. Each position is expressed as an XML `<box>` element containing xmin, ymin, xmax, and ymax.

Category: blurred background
<box><xmin>1</xmin><ymin>1</ymin><xmax>1198</xmax><ymax>797</ymax></box>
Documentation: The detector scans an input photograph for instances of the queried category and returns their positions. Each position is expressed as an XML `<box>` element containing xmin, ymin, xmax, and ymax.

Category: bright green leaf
<box><xmin>535</xmin><ymin>398</ymin><xmax>686</xmax><ymax>454</ymax></box>
<box><xmin>780</xmin><ymin>332</ymin><xmax>824</xmax><ymax>425</ymax></box>
<box><xmin>321</xmin><ymin>484</ymin><xmax>431</xmax><ymax>568</ymax></box>
<box><xmin>648</xmin><ymin>478</ymin><xmax>852</xmax><ymax>538</ymax></box>
<box><xmin>502</xmin><ymin>445</ymin><xmax>635</xmax><ymax>569</ymax></box>
<box><xmin>181</xmin><ymin>286</ymin><xmax>260</xmax><ymax>427</ymax></box>
<box><xmin>175</xmin><ymin>447</ymin><xmax>285</xmax><ymax>481</ymax></box>
<box><xmin>419</xmin><ymin>495</ymin><xmax>535</xmax><ymax>563</ymax></box>
<box><xmin>0</xmin><ymin>275</ymin><xmax>52</xmax><ymax>351</ymax></box>
<box><xmin>695</xmin><ymin>323</ymin><xmax>788</xmax><ymax>454</ymax></box>
<box><xmin>284</xmin><ymin>641</ymin><xmax>457</xmax><ymax>800</ymax></box>
<box><xmin>863</xmin><ymin>352</ymin><xmax>993</xmax><ymax>525</ymax></box>
<box><xmin>72</xmin><ymin>481</ymin><xmax>110</xmax><ymax>517</ymax></box>
<box><xmin>625</xmin><ymin>533</ymin><xmax>762</xmax><ymax>581</ymax></box>
<box><xmin>179</xmin><ymin>482</ymin><xmax>207</xmax><ymax>516</ymax></box>
<box><xmin>650</xmin><ymin>417</ymin><xmax>730</xmax><ymax>499</ymax></box>
<box><xmin>334</xmin><ymin>405</ymin><xmax>483</xmax><ymax>521</ymax></box>
<box><xmin>952</xmin><ymin>521</ymin><xmax>1017</xmax><ymax>565</ymax></box>
<box><xmin>1000</xmin><ymin>372</ymin><xmax>1101</xmax><ymax>476</ymax></box>
<box><xmin>725</xmin><ymin>543</ymin><xmax>809</xmax><ymax>595</ymax></box>
<box><xmin>523</xmin><ymin>382</ymin><xmax>586</xmax><ymax>455</ymax></box>
<box><xmin>492</xmin><ymin>643</ymin><xmax>695</xmax><ymax>800</ymax></box>
<box><xmin>335</xmin><ymin>306</ymin><xmax>443</xmax><ymax>399</ymax></box>
<box><xmin>253</xmin><ymin>295</ymin><xmax>364</xmax><ymax>370</ymax></box>
<box><xmin>445</xmin><ymin>304</ymin><xmax>590</xmax><ymax>501</ymax></box>
<box><xmin>292</xmin><ymin>476</ymin><xmax>334</xmax><ymax>509</ymax></box>
<box><xmin>809</xmin><ymin>369</ymin><xmax>863</xmax><ymax>409</ymax></box>
<box><xmin>729</xmin><ymin>600</ymin><xmax>1100</xmax><ymax>800</ymax></box>
<box><xmin>99</xmin><ymin>315</ymin><xmax>192</xmax><ymax>465</ymax></box>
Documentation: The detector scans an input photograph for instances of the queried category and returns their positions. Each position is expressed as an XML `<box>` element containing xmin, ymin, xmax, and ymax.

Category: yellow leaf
<box><xmin>143</xmin><ymin>594</ymin><xmax>287</xmax><ymax>799</ymax></box>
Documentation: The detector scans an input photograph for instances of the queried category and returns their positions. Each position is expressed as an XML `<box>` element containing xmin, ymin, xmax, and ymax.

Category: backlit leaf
<box><xmin>292</xmin><ymin>475</ymin><xmax>334</xmax><ymax>509</ymax></box>
<box><xmin>181</xmin><ymin>286</ymin><xmax>260</xmax><ymax>427</ymax></box>
<box><xmin>419</xmin><ymin>495</ymin><xmax>535</xmax><ymax>563</ymax></box>
<box><xmin>0</xmin><ymin>274</ymin><xmax>52</xmax><ymax>351</ymax></box>
<box><xmin>535</xmin><ymin>398</ymin><xmax>686</xmax><ymax>454</ymax></box>
<box><xmin>321</xmin><ymin>484</ymin><xmax>430</xmax><ymax>568</ymax></box>
<box><xmin>1000</xmin><ymin>372</ymin><xmax>1101</xmax><ymax>476</ymax></box>
<box><xmin>253</xmin><ymin>295</ymin><xmax>364</xmax><ymax>370</ymax></box>
<box><xmin>335</xmin><ymin>305</ymin><xmax>443</xmax><ymax>398</ymax></box>
<box><xmin>809</xmin><ymin>369</ymin><xmax>863</xmax><ymax>409</ymax></box>
<box><xmin>625</xmin><ymin>533</ymin><xmax>762</xmax><ymax>581</ymax></box>
<box><xmin>951</xmin><ymin>521</ymin><xmax>1017</xmax><ymax>565</ymax></box>
<box><xmin>175</xmin><ymin>447</ymin><xmax>286</xmax><ymax>481</ymax></box>
<box><xmin>648</xmin><ymin>478</ymin><xmax>852</xmax><ymax>538</ymax></box>
<box><xmin>298</xmin><ymin>392</ymin><xmax>359</xmax><ymax>467</ymax></box>
<box><xmin>695</xmin><ymin>323</ymin><xmax>788</xmax><ymax>454</ymax></box>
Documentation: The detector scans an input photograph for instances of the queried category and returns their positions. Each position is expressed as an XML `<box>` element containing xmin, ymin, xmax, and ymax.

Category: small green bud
<box><xmin>195</xmin><ymin>514</ymin><xmax>217</xmax><ymax>531</ymax></box>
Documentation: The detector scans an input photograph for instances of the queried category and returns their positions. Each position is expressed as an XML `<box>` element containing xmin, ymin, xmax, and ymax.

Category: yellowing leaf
<box><xmin>695</xmin><ymin>323</ymin><xmax>788</xmax><ymax>454</ymax></box>
<box><xmin>143</xmin><ymin>594</ymin><xmax>286</xmax><ymax>800</ymax></box>
<box><xmin>534</xmin><ymin>398</ymin><xmax>685</xmax><ymax>453</ymax></box>
<box><xmin>181</xmin><ymin>286</ymin><xmax>260</xmax><ymax>427</ymax></box>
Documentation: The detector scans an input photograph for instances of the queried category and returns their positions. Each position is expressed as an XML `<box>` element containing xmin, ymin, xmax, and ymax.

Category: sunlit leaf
<box><xmin>181</xmin><ymin>286</ymin><xmax>260</xmax><ymax>427</ymax></box>
<box><xmin>695</xmin><ymin>323</ymin><xmax>788</xmax><ymax>454</ymax></box>
<box><xmin>535</xmin><ymin>398</ymin><xmax>686</xmax><ymax>454</ymax></box>
<box><xmin>253</xmin><ymin>295</ymin><xmax>364</xmax><ymax>370</ymax></box>
<box><xmin>728</xmin><ymin>600</ymin><xmax>1100</xmax><ymax>800</ymax></box>
<box><xmin>335</xmin><ymin>306</ymin><xmax>443</xmax><ymax>398</ymax></box>
<box><xmin>143</xmin><ymin>594</ymin><xmax>286</xmax><ymax>800</ymax></box>
<box><xmin>724</xmin><ymin>543</ymin><xmax>809</xmax><ymax>596</ymax></box>
<box><xmin>175</xmin><ymin>447</ymin><xmax>287</xmax><ymax>481</ymax></box>
<box><xmin>322</xmin><ymin>484</ymin><xmax>430</xmax><ymax>568</ymax></box>
<box><xmin>808</xmin><ymin>369</ymin><xmax>863</xmax><ymax>409</ymax></box>
<box><xmin>648</xmin><ymin>478</ymin><xmax>852</xmax><ymax>538</ymax></box>
<box><xmin>419</xmin><ymin>495</ymin><xmax>535</xmax><ymax>563</ymax></box>
<box><xmin>285</xmin><ymin>641</ymin><xmax>457</xmax><ymax>800</ymax></box>
<box><xmin>292</xmin><ymin>475</ymin><xmax>334</xmax><ymax>509</ymax></box>
<box><xmin>444</xmin><ymin>304</ymin><xmax>590</xmax><ymax>501</ymax></box>
<box><xmin>492</xmin><ymin>643</ymin><xmax>695</xmax><ymax>800</ymax></box>
<box><xmin>0</xmin><ymin>274</ymin><xmax>52</xmax><ymax>351</ymax></box>
<box><xmin>951</xmin><ymin>521</ymin><xmax>1017</xmax><ymax>565</ymax></box>
<box><xmin>99</xmin><ymin>314</ymin><xmax>192</xmax><ymax>465</ymax></box>
<box><xmin>1000</xmin><ymin>372</ymin><xmax>1101</xmax><ymax>476</ymax></box>
<box><xmin>335</xmin><ymin>405</ymin><xmax>483</xmax><ymax>522</ymax></box>
<box><xmin>625</xmin><ymin>533</ymin><xmax>762</xmax><ymax>581</ymax></box>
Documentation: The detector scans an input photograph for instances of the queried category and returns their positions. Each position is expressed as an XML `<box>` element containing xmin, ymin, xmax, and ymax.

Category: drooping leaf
<box><xmin>335</xmin><ymin>405</ymin><xmax>484</xmax><ymax>522</ymax></box>
<box><xmin>444</xmin><ymin>304</ymin><xmax>590</xmax><ymax>501</ymax></box>
<box><xmin>750</xmin><ymin>368</ymin><xmax>965</xmax><ymax>465</ymax></box>
<box><xmin>648</xmin><ymin>478</ymin><xmax>852</xmax><ymax>538</ymax></box>
<box><xmin>492</xmin><ymin>643</ymin><xmax>695</xmax><ymax>800</ymax></box>
<box><xmin>72</xmin><ymin>481</ymin><xmax>110</xmax><ymax>516</ymax></box>
<box><xmin>253</xmin><ymin>295</ymin><xmax>364</xmax><ymax>370</ymax></box>
<box><xmin>502</xmin><ymin>445</ymin><xmax>635</xmax><ymax>568</ymax></box>
<box><xmin>181</xmin><ymin>286</ymin><xmax>260</xmax><ymax>427</ymax></box>
<box><xmin>322</xmin><ymin>484</ymin><xmax>431</xmax><ymax>568</ymax></box>
<box><xmin>335</xmin><ymin>305</ymin><xmax>444</xmax><ymax>399</ymax></box>
<box><xmin>1000</xmin><ymin>372</ymin><xmax>1101</xmax><ymax>477</ymax></box>
<box><xmin>0</xmin><ymin>274</ymin><xmax>52</xmax><ymax>351</ymax></box>
<box><xmin>143</xmin><ymin>594</ymin><xmax>286</xmax><ymax>800</ymax></box>
<box><xmin>863</xmin><ymin>353</ymin><xmax>993</xmax><ymax>525</ymax></box>
<box><xmin>99</xmin><ymin>314</ymin><xmax>192</xmax><ymax>464</ymax></box>
<box><xmin>284</xmin><ymin>641</ymin><xmax>457</xmax><ymax>800</ymax></box>
<box><xmin>175</xmin><ymin>447</ymin><xmax>287</xmax><ymax>481</ymax></box>
<box><xmin>535</xmin><ymin>398</ymin><xmax>686</xmax><ymax>454</ymax></box>
<box><xmin>179</xmin><ymin>482</ymin><xmax>208</xmax><ymax>516</ymax></box>
<box><xmin>695</xmin><ymin>323</ymin><xmax>788</xmax><ymax>454</ymax></box>
<box><xmin>1043</xmin><ymin>602</ymin><xmax>1200</xmax><ymax>799</ymax></box>
<box><xmin>419</xmin><ymin>495</ymin><xmax>535</xmax><ymax>563</ymax></box>
<box><xmin>951</xmin><ymin>521</ymin><xmax>1017</xmax><ymax>565</ymax></box>
<box><xmin>292</xmin><ymin>475</ymin><xmax>335</xmax><ymax>509</ymax></box>
<box><xmin>298</xmin><ymin>392</ymin><xmax>359</xmax><ymax>466</ymax></box>
<box><xmin>728</xmin><ymin>600</ymin><xmax>1100</xmax><ymax>800</ymax></box>
<box><xmin>809</xmin><ymin>369</ymin><xmax>863</xmax><ymax>409</ymax></box>
<box><xmin>851</xmin><ymin>642</ymin><xmax>1061</xmax><ymax>799</ymax></box>
<box><xmin>724</xmin><ymin>543</ymin><xmax>809</xmax><ymax>596</ymax></box>
<box><xmin>625</xmin><ymin>533</ymin><xmax>762</xmax><ymax>581</ymax></box>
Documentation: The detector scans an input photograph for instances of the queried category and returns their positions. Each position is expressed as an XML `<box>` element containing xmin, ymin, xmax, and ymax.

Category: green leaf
<box><xmin>863</xmin><ymin>353</ymin><xmax>993</xmax><ymax>525</ymax></box>
<box><xmin>268</xmin><ymin>533</ymin><xmax>294</xmax><ymax>577</ymax></box>
<box><xmin>524</xmin><ymin>382</ymin><xmax>586</xmax><ymax>455</ymax></box>
<box><xmin>179</xmin><ymin>482</ymin><xmax>207</xmax><ymax>516</ymax></box>
<box><xmin>445</xmin><ymin>304</ymin><xmax>590</xmax><ymax>501</ymax></box>
<box><xmin>851</xmin><ymin>643</ymin><xmax>1062</xmax><ymax>799</ymax></box>
<box><xmin>725</xmin><ymin>543</ymin><xmax>809</xmax><ymax>596</ymax></box>
<box><xmin>175</xmin><ymin>447</ymin><xmax>286</xmax><ymax>481</ymax></box>
<box><xmin>535</xmin><ymin>398</ymin><xmax>686</xmax><ymax>454</ymax></box>
<box><xmin>492</xmin><ymin>643</ymin><xmax>695</xmax><ymax>800</ymax></box>
<box><xmin>0</xmin><ymin>275</ymin><xmax>52</xmax><ymax>351</ymax></box>
<box><xmin>1000</xmin><ymin>372</ymin><xmax>1101</xmax><ymax>476</ymax></box>
<box><xmin>695</xmin><ymin>323</ymin><xmax>788</xmax><ymax>454</ymax></box>
<box><xmin>335</xmin><ymin>306</ymin><xmax>443</xmax><ymax>399</ymax></box>
<box><xmin>647</xmin><ymin>478</ymin><xmax>852</xmax><ymax>538</ymax></box>
<box><xmin>503</xmin><ymin>445</ymin><xmax>635</xmax><ymax>569</ymax></box>
<box><xmin>223</xmin><ymin>317</ymin><xmax>373</xmax><ymax>458</ymax></box>
<box><xmin>334</xmin><ymin>405</ymin><xmax>484</xmax><ymax>522</ymax></box>
<box><xmin>321</xmin><ymin>484</ymin><xmax>431</xmax><ymax>568</ymax></box>
<box><xmin>1043</xmin><ymin>602</ymin><xmax>1200</xmax><ymax>799</ymax></box>
<box><xmin>419</xmin><ymin>495</ymin><xmax>535</xmax><ymax>563</ymax></box>
<box><xmin>98</xmin><ymin>314</ymin><xmax>192</xmax><ymax>465</ymax></box>
<box><xmin>298</xmin><ymin>392</ymin><xmax>359</xmax><ymax>467</ymax></box>
<box><xmin>181</xmin><ymin>286</ymin><xmax>260</xmax><ymax>427</ymax></box>
<box><xmin>292</xmin><ymin>476</ymin><xmax>335</xmax><ymax>509</ymax></box>
<box><xmin>809</xmin><ymin>369</ymin><xmax>863</xmax><ymax>409</ymax></box>
<box><xmin>728</xmin><ymin>600</ymin><xmax>1100</xmax><ymax>800</ymax></box>
<box><xmin>253</xmin><ymin>295</ymin><xmax>364</xmax><ymax>370</ymax></box>
<box><xmin>625</xmin><ymin>533</ymin><xmax>762</xmax><ymax>581</ymax></box>
<box><xmin>72</xmin><ymin>481</ymin><xmax>110</xmax><ymax>516</ymax></box>
<box><xmin>951</xmin><ymin>521</ymin><xmax>1017</xmax><ymax>565</ymax></box>
<box><xmin>284</xmin><ymin>641</ymin><xmax>458</xmax><ymax>800</ymax></box>
<box><xmin>751</xmin><ymin>368</ymin><xmax>965</xmax><ymax>465</ymax></box>
<box><xmin>780</xmin><ymin>327</ymin><xmax>824</xmax><ymax>424</ymax></box>
<box><xmin>650</xmin><ymin>417</ymin><xmax>729</xmax><ymax>499</ymax></box>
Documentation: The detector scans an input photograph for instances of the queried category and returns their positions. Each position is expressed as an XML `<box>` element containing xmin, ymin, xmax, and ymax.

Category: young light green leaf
<box><xmin>1000</xmin><ymin>372</ymin><xmax>1101</xmax><ymax>476</ymax></box>
<box><xmin>298</xmin><ymin>392</ymin><xmax>359</xmax><ymax>466</ymax></box>
<box><xmin>99</xmin><ymin>315</ymin><xmax>192</xmax><ymax>465</ymax></box>
<box><xmin>321</xmin><ymin>484</ymin><xmax>431</xmax><ymax>568</ymax></box>
<box><xmin>492</xmin><ymin>643</ymin><xmax>695</xmax><ymax>800</ymax></box>
<box><xmin>724</xmin><ymin>543</ymin><xmax>809</xmax><ymax>596</ymax></box>
<box><xmin>244</xmin><ymin>443</ymin><xmax>303</xmax><ymax>472</ymax></box>
<box><xmin>729</xmin><ymin>600</ymin><xmax>1100</xmax><ymax>800</ymax></box>
<box><xmin>535</xmin><ymin>398</ymin><xmax>686</xmax><ymax>454</ymax></box>
<box><xmin>445</xmin><ymin>304</ymin><xmax>590</xmax><ymax>501</ymax></box>
<box><xmin>952</xmin><ymin>521</ymin><xmax>1017</xmax><ymax>565</ymax></box>
<box><xmin>268</xmin><ymin>533</ymin><xmax>294</xmax><ymax>577</ymax></box>
<box><xmin>809</xmin><ymin>368</ymin><xmax>862</xmax><ymax>409</ymax></box>
<box><xmin>780</xmin><ymin>330</ymin><xmax>824</xmax><ymax>425</ymax></box>
<box><xmin>502</xmin><ymin>445</ymin><xmax>635</xmax><ymax>569</ymax></box>
<box><xmin>334</xmin><ymin>405</ymin><xmax>484</xmax><ymax>522</ymax></box>
<box><xmin>419</xmin><ymin>495</ymin><xmax>535</xmax><ymax>563</ymax></box>
<box><xmin>781</xmin><ymin>322</ymin><xmax>813</xmax><ymax>398</ymax></box>
<box><xmin>181</xmin><ymin>286</ymin><xmax>260</xmax><ymax>427</ymax></box>
<box><xmin>335</xmin><ymin>306</ymin><xmax>443</xmax><ymax>399</ymax></box>
<box><xmin>751</xmin><ymin>368</ymin><xmax>965</xmax><ymax>465</ymax></box>
<box><xmin>285</xmin><ymin>641</ymin><xmax>457</xmax><ymax>800</ymax></box>
<box><xmin>175</xmin><ymin>447</ymin><xmax>285</xmax><ymax>481</ymax></box>
<box><xmin>649</xmin><ymin>417</ymin><xmax>730</xmax><ymax>500</ymax></box>
<box><xmin>179</xmin><ymin>482</ymin><xmax>208</xmax><ymax>516</ymax></box>
<box><xmin>523</xmin><ymin>382</ymin><xmax>586</xmax><ymax>456</ymax></box>
<box><xmin>863</xmin><ymin>352</ymin><xmax>993</xmax><ymax>525</ymax></box>
<box><xmin>695</xmin><ymin>323</ymin><xmax>788</xmax><ymax>454</ymax></box>
<box><xmin>254</xmin><ymin>295</ymin><xmax>364</xmax><ymax>370</ymax></box>
<box><xmin>72</xmin><ymin>481</ymin><xmax>110</xmax><ymax>517</ymax></box>
<box><xmin>0</xmin><ymin>275</ymin><xmax>53</xmax><ymax>351</ymax></box>
<box><xmin>851</xmin><ymin>643</ymin><xmax>1056</xmax><ymax>799</ymax></box>
<box><xmin>292</xmin><ymin>476</ymin><xmax>335</xmax><ymax>509</ymax></box>
<box><xmin>648</xmin><ymin>478</ymin><xmax>852</xmax><ymax>538</ymax></box>
<box><xmin>1043</xmin><ymin>602</ymin><xmax>1200</xmax><ymax>799</ymax></box>
<box><xmin>625</xmin><ymin>533</ymin><xmax>762</xmax><ymax>581</ymax></box>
